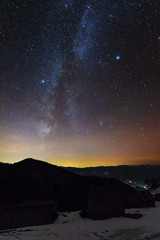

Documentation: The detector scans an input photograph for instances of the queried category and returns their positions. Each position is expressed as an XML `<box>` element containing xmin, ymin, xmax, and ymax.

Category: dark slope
<box><xmin>0</xmin><ymin>159</ymin><xmax>88</xmax><ymax>210</ymax></box>
<box><xmin>0</xmin><ymin>158</ymin><xmax>150</xmax><ymax>211</ymax></box>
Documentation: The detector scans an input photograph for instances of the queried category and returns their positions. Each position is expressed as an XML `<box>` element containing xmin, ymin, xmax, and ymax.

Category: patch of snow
<box><xmin>1</xmin><ymin>202</ymin><xmax>160</xmax><ymax>240</ymax></box>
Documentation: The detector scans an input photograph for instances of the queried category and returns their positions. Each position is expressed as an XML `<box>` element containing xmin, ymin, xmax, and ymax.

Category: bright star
<box><xmin>116</xmin><ymin>55</ymin><xmax>120</xmax><ymax>60</ymax></box>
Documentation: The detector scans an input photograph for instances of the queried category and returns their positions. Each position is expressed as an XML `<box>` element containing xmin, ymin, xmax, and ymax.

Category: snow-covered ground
<box><xmin>1</xmin><ymin>202</ymin><xmax>160</xmax><ymax>240</ymax></box>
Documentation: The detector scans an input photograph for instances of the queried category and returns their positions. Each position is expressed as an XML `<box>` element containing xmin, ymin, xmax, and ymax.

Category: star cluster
<box><xmin>0</xmin><ymin>0</ymin><xmax>160</xmax><ymax>166</ymax></box>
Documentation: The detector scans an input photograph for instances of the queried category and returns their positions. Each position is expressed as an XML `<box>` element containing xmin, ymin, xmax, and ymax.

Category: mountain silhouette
<box><xmin>0</xmin><ymin>158</ymin><xmax>155</xmax><ymax>211</ymax></box>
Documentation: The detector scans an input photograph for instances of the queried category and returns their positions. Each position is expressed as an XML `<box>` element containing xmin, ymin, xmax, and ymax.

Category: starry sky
<box><xmin>1</xmin><ymin>0</ymin><xmax>160</xmax><ymax>167</ymax></box>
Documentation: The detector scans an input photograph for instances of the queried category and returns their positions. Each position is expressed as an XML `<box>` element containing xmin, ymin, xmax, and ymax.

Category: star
<box><xmin>116</xmin><ymin>55</ymin><xmax>120</xmax><ymax>60</ymax></box>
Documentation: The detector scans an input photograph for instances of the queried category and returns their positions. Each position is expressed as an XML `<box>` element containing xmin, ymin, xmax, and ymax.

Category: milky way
<box><xmin>1</xmin><ymin>0</ymin><xmax>160</xmax><ymax>166</ymax></box>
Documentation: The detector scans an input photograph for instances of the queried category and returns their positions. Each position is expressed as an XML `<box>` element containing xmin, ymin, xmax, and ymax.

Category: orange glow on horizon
<box><xmin>47</xmin><ymin>154</ymin><xmax>160</xmax><ymax>168</ymax></box>
<box><xmin>1</xmin><ymin>121</ymin><xmax>160</xmax><ymax>167</ymax></box>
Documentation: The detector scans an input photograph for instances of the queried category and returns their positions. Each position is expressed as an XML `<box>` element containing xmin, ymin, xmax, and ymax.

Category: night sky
<box><xmin>1</xmin><ymin>0</ymin><xmax>160</xmax><ymax>167</ymax></box>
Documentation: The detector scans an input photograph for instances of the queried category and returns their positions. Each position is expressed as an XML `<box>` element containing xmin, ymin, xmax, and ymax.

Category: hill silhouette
<box><xmin>0</xmin><ymin>158</ymin><xmax>154</xmax><ymax>211</ymax></box>
<box><xmin>65</xmin><ymin>165</ymin><xmax>160</xmax><ymax>186</ymax></box>
<box><xmin>0</xmin><ymin>158</ymin><xmax>87</xmax><ymax>210</ymax></box>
